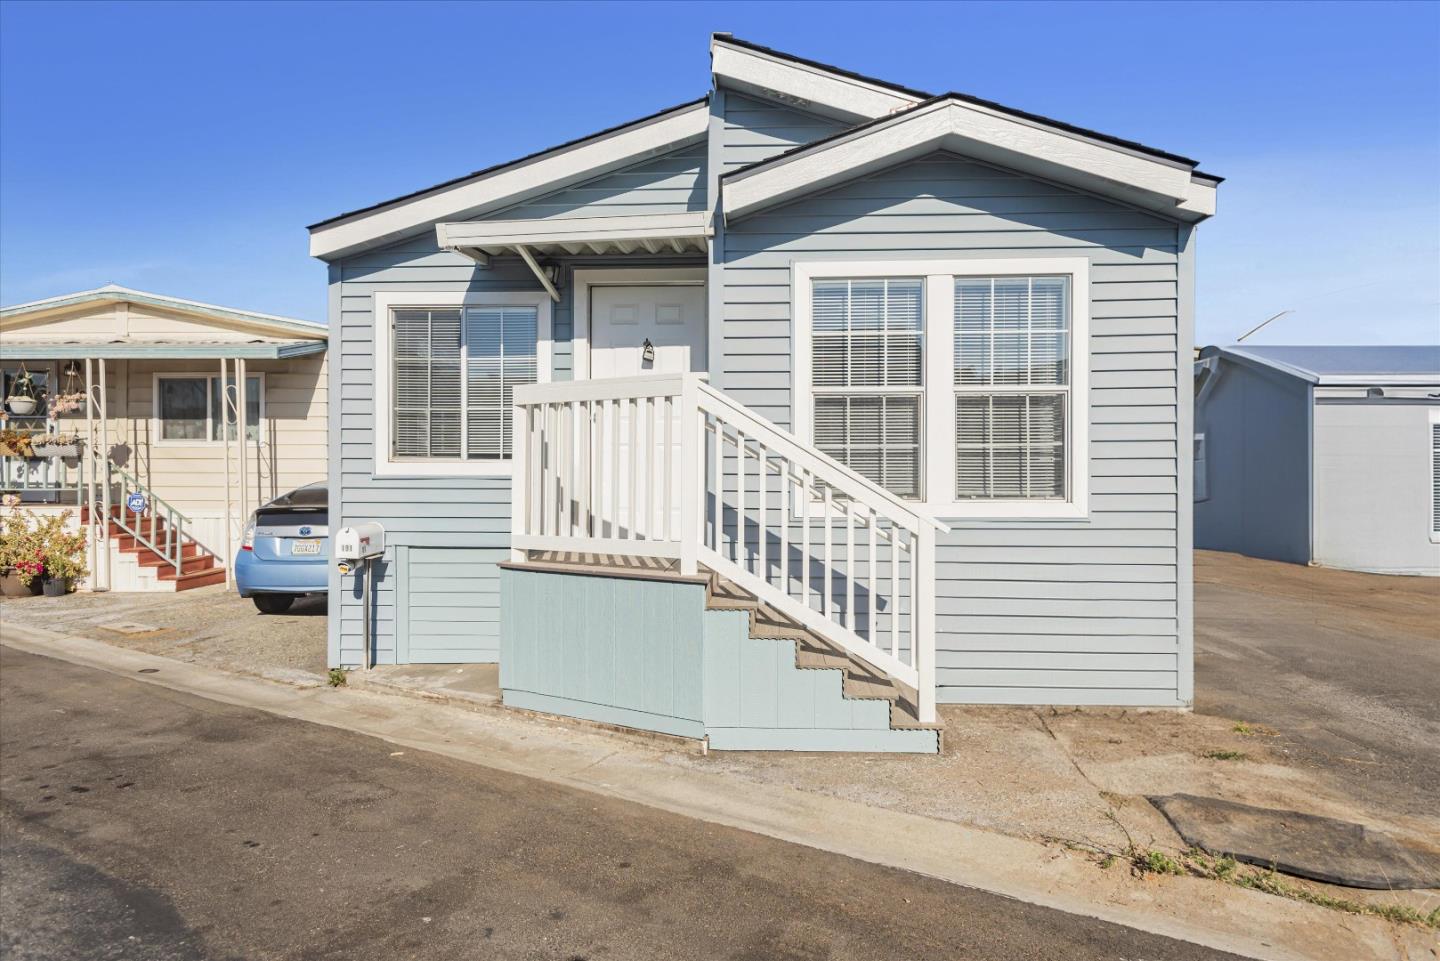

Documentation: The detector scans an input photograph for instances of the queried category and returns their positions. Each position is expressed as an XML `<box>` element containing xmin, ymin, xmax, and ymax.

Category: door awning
<box><xmin>436</xmin><ymin>212</ymin><xmax>711</xmax><ymax>301</ymax></box>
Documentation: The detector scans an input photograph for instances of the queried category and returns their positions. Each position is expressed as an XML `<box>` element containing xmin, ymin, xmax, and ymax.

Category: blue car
<box><xmin>235</xmin><ymin>482</ymin><xmax>328</xmax><ymax>614</ymax></box>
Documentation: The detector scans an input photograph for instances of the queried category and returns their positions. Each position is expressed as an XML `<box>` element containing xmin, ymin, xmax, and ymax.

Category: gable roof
<box><xmin>1207</xmin><ymin>344</ymin><xmax>1440</xmax><ymax>385</ymax></box>
<box><xmin>712</xmin><ymin>34</ymin><xmax>1220</xmax><ymax>181</ymax></box>
<box><xmin>722</xmin><ymin>95</ymin><xmax>1217</xmax><ymax>224</ymax></box>
<box><xmin>1</xmin><ymin>284</ymin><xmax>325</xmax><ymax>339</ymax></box>
<box><xmin>308</xmin><ymin>98</ymin><xmax>709</xmax><ymax>261</ymax></box>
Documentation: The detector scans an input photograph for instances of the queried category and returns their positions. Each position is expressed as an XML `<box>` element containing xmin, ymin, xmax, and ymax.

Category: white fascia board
<box><xmin>725</xmin><ymin>100</ymin><xmax>1204</xmax><ymax>224</ymax></box>
<box><xmin>0</xmin><ymin>285</ymin><xmax>326</xmax><ymax>339</ymax></box>
<box><xmin>710</xmin><ymin>39</ymin><xmax>919</xmax><ymax>122</ymax></box>
<box><xmin>310</xmin><ymin>104</ymin><xmax>709</xmax><ymax>261</ymax></box>
<box><xmin>438</xmin><ymin>211</ymin><xmax>711</xmax><ymax>250</ymax></box>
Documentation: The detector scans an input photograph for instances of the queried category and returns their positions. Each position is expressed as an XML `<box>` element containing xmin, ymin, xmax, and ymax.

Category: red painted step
<box><xmin>80</xmin><ymin>506</ymin><xmax>226</xmax><ymax>592</ymax></box>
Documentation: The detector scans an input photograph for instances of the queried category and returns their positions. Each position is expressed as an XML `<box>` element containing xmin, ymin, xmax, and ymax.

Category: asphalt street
<box><xmin>0</xmin><ymin>646</ymin><xmax>1245</xmax><ymax>961</ymax></box>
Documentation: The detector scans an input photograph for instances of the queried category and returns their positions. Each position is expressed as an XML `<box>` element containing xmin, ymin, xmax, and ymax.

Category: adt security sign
<box><xmin>126</xmin><ymin>491</ymin><xmax>147</xmax><ymax>515</ymax></box>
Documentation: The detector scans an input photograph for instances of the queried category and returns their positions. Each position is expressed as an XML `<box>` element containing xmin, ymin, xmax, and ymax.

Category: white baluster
<box><xmin>890</xmin><ymin>524</ymin><xmax>901</xmax><ymax>659</ymax></box>
<box><xmin>844</xmin><ymin>500</ymin><xmax>855</xmax><ymax>631</ymax></box>
<box><xmin>822</xmin><ymin>483</ymin><xmax>833</xmax><ymax>620</ymax></box>
<box><xmin>756</xmin><ymin>443</ymin><xmax>767</xmax><ymax>585</ymax></box>
<box><xmin>663</xmin><ymin>393</ymin><xmax>674</xmax><ymax>542</ymax></box>
<box><xmin>800</xmin><ymin>469</ymin><xmax>811</xmax><ymax>610</ymax></box>
<box><xmin>778</xmin><ymin>459</ymin><xmax>789</xmax><ymax>602</ymax></box>
<box><xmin>867</xmin><ymin>506</ymin><xmax>877</xmax><ymax>645</ymax></box>
<box><xmin>733</xmin><ymin>430</ymin><xmax>746</xmax><ymax>567</ymax></box>
<box><xmin>627</xmin><ymin>397</ymin><xmax>639</xmax><ymax>540</ymax></box>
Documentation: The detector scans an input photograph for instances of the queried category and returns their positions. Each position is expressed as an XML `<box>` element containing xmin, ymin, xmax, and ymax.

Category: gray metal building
<box><xmin>1194</xmin><ymin>345</ymin><xmax>1440</xmax><ymax>575</ymax></box>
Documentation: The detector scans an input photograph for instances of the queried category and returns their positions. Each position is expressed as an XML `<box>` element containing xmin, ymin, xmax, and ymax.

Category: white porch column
<box><xmin>237</xmin><ymin>357</ymin><xmax>249</xmax><ymax>539</ymax></box>
<box><xmin>97</xmin><ymin>357</ymin><xmax>111</xmax><ymax>591</ymax></box>
<box><xmin>220</xmin><ymin>357</ymin><xmax>234</xmax><ymax>589</ymax></box>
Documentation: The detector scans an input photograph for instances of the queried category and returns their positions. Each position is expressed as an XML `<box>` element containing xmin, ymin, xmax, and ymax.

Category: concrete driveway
<box><xmin>1194</xmin><ymin>550</ymin><xmax>1440</xmax><ymax>823</ymax></box>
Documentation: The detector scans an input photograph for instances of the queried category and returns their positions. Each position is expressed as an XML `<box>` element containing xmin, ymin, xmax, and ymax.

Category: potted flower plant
<box><xmin>5</xmin><ymin>369</ymin><xmax>39</xmax><ymax>416</ymax></box>
<box><xmin>0</xmin><ymin>507</ymin><xmax>46</xmax><ymax>597</ymax></box>
<box><xmin>31</xmin><ymin>431</ymin><xmax>83</xmax><ymax>458</ymax></box>
<box><xmin>40</xmin><ymin>511</ymin><xmax>87</xmax><ymax>596</ymax></box>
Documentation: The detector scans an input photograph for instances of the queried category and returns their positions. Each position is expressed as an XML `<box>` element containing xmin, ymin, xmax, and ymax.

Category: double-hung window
<box><xmin>954</xmin><ymin>276</ymin><xmax>1070</xmax><ymax>500</ymax></box>
<box><xmin>374</xmin><ymin>291</ymin><xmax>552</xmax><ymax>477</ymax></box>
<box><xmin>794</xmin><ymin>259</ymin><xmax>1090</xmax><ymax>518</ymax></box>
<box><xmin>810</xmin><ymin>279</ymin><xmax>924</xmax><ymax>497</ymax></box>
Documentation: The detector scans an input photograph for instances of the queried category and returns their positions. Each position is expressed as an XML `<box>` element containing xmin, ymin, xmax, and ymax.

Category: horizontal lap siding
<box><xmin>722</xmin><ymin>94</ymin><xmax>847</xmax><ymax>173</ymax></box>
<box><xmin>330</xmin><ymin>240</ymin><xmax>534</xmax><ymax>667</ymax></box>
<box><xmin>498</xmin><ymin>142</ymin><xmax>706</xmax><ymax>220</ymax></box>
<box><xmin>719</xmin><ymin>150</ymin><xmax>1184</xmax><ymax>705</ymax></box>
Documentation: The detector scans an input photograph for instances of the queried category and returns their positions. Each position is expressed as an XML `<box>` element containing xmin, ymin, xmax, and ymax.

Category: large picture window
<box><xmin>792</xmin><ymin>258</ymin><xmax>1090</xmax><ymax>518</ymax></box>
<box><xmin>155</xmin><ymin>374</ymin><xmax>261</xmax><ymax>442</ymax></box>
<box><xmin>391</xmin><ymin>305</ymin><xmax>538</xmax><ymax>462</ymax></box>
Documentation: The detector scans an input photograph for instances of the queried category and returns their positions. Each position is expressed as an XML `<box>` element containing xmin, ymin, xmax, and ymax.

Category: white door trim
<box><xmin>572</xmin><ymin>266</ymin><xmax>707</xmax><ymax>380</ymax></box>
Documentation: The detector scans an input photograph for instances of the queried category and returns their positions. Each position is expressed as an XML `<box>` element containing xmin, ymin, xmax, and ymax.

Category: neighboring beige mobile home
<box><xmin>0</xmin><ymin>285</ymin><xmax>327</xmax><ymax>591</ymax></box>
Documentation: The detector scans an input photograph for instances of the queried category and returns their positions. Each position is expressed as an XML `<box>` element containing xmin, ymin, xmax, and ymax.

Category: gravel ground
<box><xmin>0</xmin><ymin>585</ymin><xmax>326</xmax><ymax>681</ymax></box>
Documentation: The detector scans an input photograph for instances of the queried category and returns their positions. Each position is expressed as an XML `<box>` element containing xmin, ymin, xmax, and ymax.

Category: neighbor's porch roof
<box><xmin>0</xmin><ymin>338</ymin><xmax>329</xmax><ymax>360</ymax></box>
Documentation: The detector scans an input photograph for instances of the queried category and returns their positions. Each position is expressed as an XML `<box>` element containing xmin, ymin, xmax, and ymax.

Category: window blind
<box><xmin>953</xmin><ymin>276</ymin><xmax>1070</xmax><ymax>499</ymax></box>
<box><xmin>811</xmin><ymin>279</ymin><xmax>923</xmax><ymax>496</ymax></box>
<box><xmin>465</xmin><ymin>306</ymin><xmax>538</xmax><ymax>460</ymax></box>
<box><xmin>392</xmin><ymin>306</ymin><xmax>538</xmax><ymax>461</ymax></box>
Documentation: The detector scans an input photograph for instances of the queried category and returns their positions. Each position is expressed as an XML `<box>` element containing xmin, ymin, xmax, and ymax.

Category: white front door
<box><xmin>587</xmin><ymin>284</ymin><xmax>706</xmax><ymax>538</ymax></box>
<box><xmin>589</xmin><ymin>285</ymin><xmax>707</xmax><ymax>379</ymax></box>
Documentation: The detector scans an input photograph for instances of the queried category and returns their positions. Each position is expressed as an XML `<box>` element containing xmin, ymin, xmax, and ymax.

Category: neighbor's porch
<box><xmin>1</xmin><ymin>342</ymin><xmax>326</xmax><ymax>590</ymax></box>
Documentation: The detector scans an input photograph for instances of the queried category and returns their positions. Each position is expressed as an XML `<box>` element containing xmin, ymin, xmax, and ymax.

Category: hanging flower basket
<box><xmin>30</xmin><ymin>433</ymin><xmax>83</xmax><ymax>458</ymax></box>
<box><xmin>4</xmin><ymin>396</ymin><xmax>37</xmax><ymax>416</ymax></box>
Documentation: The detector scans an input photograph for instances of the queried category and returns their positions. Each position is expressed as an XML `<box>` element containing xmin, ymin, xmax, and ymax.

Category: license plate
<box><xmin>291</xmin><ymin>539</ymin><xmax>322</xmax><ymax>556</ymax></box>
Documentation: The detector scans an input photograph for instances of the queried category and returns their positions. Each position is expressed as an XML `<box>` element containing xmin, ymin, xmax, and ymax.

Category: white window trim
<box><xmin>372</xmin><ymin>290</ymin><xmax>552</xmax><ymax>478</ymax></box>
<box><xmin>791</xmin><ymin>257</ymin><xmax>1091</xmax><ymax>520</ymax></box>
<box><xmin>1429</xmin><ymin>407</ymin><xmax>1440</xmax><ymax>544</ymax></box>
<box><xmin>152</xmin><ymin>371</ymin><xmax>266</xmax><ymax>447</ymax></box>
<box><xmin>571</xmin><ymin>266</ymin><xmax>707</xmax><ymax>380</ymax></box>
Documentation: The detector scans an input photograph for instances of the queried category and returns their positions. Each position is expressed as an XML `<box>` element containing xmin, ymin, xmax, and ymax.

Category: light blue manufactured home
<box><xmin>310</xmin><ymin>35</ymin><xmax>1220</xmax><ymax>751</ymax></box>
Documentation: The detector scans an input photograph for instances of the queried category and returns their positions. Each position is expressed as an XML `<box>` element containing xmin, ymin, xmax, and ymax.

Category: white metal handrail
<box><xmin>107</xmin><ymin>464</ymin><xmax>197</xmax><ymax>577</ymax></box>
<box><xmin>511</xmin><ymin>373</ymin><xmax>947</xmax><ymax>722</ymax></box>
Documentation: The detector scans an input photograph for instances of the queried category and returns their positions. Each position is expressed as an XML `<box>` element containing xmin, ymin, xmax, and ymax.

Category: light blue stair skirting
<box><xmin>500</xmin><ymin>567</ymin><xmax>938</xmax><ymax>754</ymax></box>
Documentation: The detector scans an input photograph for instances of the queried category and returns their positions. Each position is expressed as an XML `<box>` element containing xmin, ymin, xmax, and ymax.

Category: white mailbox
<box><xmin>334</xmin><ymin>522</ymin><xmax>385</xmax><ymax>573</ymax></box>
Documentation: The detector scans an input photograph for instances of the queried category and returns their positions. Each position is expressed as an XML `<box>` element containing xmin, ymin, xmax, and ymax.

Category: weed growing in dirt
<box><xmin>327</xmin><ymin>668</ymin><xmax>347</xmax><ymax>688</ymax></box>
<box><xmin>1232</xmin><ymin>721</ymin><xmax>1279</xmax><ymax>737</ymax></box>
<box><xmin>1202</xmin><ymin>749</ymin><xmax>1249</xmax><ymax>761</ymax></box>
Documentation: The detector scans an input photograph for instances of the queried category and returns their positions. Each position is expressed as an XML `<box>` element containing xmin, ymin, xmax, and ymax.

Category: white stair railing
<box><xmin>511</xmin><ymin>373</ymin><xmax>949</xmax><ymax>723</ymax></box>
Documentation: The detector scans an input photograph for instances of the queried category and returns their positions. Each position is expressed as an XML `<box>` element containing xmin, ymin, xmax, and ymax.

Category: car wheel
<box><xmin>253</xmin><ymin>594</ymin><xmax>295</xmax><ymax>614</ymax></box>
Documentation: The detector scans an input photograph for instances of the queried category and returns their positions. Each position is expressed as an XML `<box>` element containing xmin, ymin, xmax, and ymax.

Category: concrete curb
<box><xmin>1</xmin><ymin>625</ymin><xmax>1419</xmax><ymax>961</ymax></box>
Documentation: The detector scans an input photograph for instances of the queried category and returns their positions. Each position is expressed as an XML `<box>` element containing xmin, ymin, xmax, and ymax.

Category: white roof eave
<box><xmin>310</xmin><ymin>103</ymin><xmax>710</xmax><ymax>262</ymax></box>
<box><xmin>723</xmin><ymin>100</ymin><xmax>1214</xmax><ymax>225</ymax></box>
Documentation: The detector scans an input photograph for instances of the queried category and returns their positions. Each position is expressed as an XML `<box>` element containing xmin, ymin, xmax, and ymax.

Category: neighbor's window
<box><xmin>1430</xmin><ymin>419</ymin><xmax>1440</xmax><ymax>539</ymax></box>
<box><xmin>953</xmin><ymin>276</ymin><xmax>1070</xmax><ymax>499</ymax></box>
<box><xmin>157</xmin><ymin>375</ymin><xmax>260</xmax><ymax>442</ymax></box>
<box><xmin>810</xmin><ymin>279</ymin><xmax>923</xmax><ymax>497</ymax></box>
<box><xmin>391</xmin><ymin>306</ymin><xmax>538</xmax><ymax>460</ymax></box>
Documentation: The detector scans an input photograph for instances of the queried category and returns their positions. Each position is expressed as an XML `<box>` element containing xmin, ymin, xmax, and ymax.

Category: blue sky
<box><xmin>1</xmin><ymin>0</ymin><xmax>1436</xmax><ymax>346</ymax></box>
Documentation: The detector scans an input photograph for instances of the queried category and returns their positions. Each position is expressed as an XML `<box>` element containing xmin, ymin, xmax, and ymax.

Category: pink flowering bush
<box><xmin>0</xmin><ymin>508</ymin><xmax>88</xmax><ymax>587</ymax></box>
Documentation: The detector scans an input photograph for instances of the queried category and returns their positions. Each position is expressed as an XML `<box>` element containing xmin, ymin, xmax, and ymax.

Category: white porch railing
<box><xmin>510</xmin><ymin>373</ymin><xmax>949</xmax><ymax>723</ymax></box>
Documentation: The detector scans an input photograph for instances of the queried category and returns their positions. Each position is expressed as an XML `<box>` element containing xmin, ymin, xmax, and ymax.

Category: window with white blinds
<box><xmin>391</xmin><ymin>305</ymin><xmax>537</xmax><ymax>461</ymax></box>
<box><xmin>811</xmin><ymin>278</ymin><xmax>923</xmax><ymax>496</ymax></box>
<box><xmin>954</xmin><ymin>276</ymin><xmax>1070</xmax><ymax>500</ymax></box>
